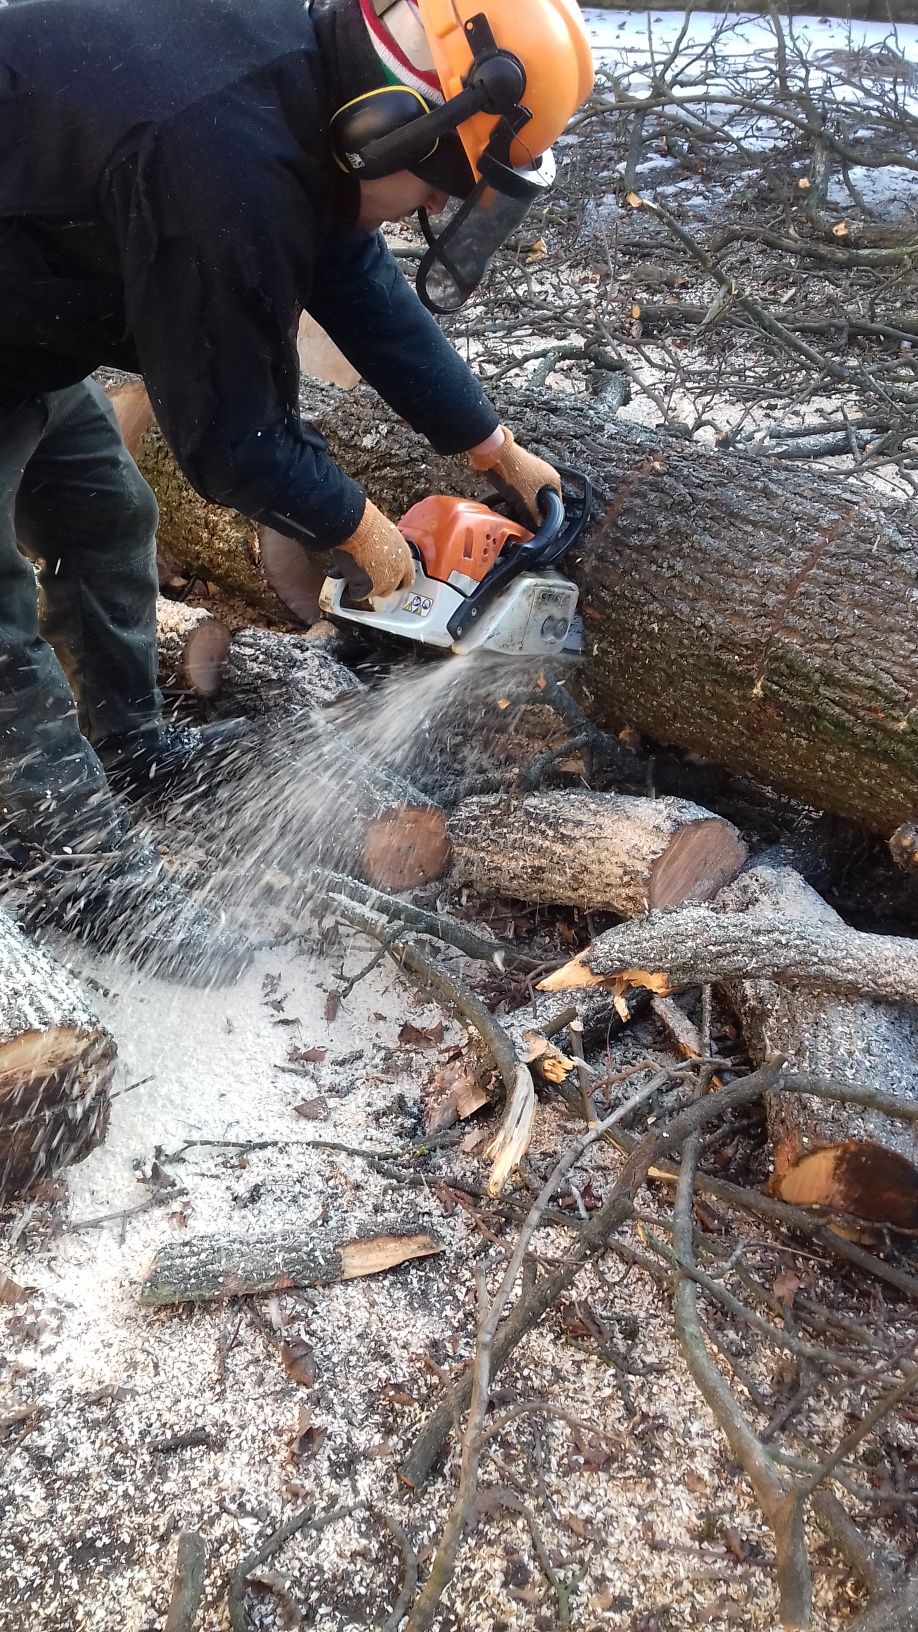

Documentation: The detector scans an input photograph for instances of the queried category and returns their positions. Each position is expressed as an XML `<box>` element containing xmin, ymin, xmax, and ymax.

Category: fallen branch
<box><xmin>333</xmin><ymin>897</ymin><xmax>535</xmax><ymax>1194</ymax></box>
<box><xmin>164</xmin><ymin>1531</ymin><xmax>206</xmax><ymax>1632</ymax></box>
<box><xmin>400</xmin><ymin>1060</ymin><xmax>784</xmax><ymax>1490</ymax></box>
<box><xmin>672</xmin><ymin>1110</ymin><xmax>811</xmax><ymax>1627</ymax></box>
<box><xmin>322</xmin><ymin>870</ymin><xmax>539</xmax><ymax>969</ymax></box>
<box><xmin>541</xmin><ymin>904</ymin><xmax>918</xmax><ymax>1005</ymax></box>
<box><xmin>404</xmin><ymin>1095</ymin><xmax>633</xmax><ymax>1632</ymax></box>
<box><xmin>139</xmin><ymin>1227</ymin><xmax>442</xmax><ymax>1307</ymax></box>
<box><xmin>227</xmin><ymin>1502</ymin><xmax>416</xmax><ymax>1632</ymax></box>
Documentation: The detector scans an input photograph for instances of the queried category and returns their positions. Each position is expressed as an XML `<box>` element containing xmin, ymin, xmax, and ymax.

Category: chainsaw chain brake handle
<box><xmin>446</xmin><ymin>464</ymin><xmax>592</xmax><ymax>643</ymax></box>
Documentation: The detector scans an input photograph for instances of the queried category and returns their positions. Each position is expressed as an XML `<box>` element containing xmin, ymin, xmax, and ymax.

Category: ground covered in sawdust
<box><xmin>0</xmin><ymin>899</ymin><xmax>897</xmax><ymax>1632</ymax></box>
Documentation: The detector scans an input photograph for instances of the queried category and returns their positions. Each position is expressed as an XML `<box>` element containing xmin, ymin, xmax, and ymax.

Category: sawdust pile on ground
<box><xmin>0</xmin><ymin>919</ymin><xmax>878</xmax><ymax>1632</ymax></box>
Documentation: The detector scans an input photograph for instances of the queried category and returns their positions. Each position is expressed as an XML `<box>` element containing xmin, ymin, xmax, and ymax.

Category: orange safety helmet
<box><xmin>418</xmin><ymin>0</ymin><xmax>594</xmax><ymax>178</ymax></box>
<box><xmin>329</xmin><ymin>0</ymin><xmax>594</xmax><ymax>312</ymax></box>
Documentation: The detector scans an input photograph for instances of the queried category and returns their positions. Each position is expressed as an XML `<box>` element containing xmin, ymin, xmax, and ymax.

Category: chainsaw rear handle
<box><xmin>447</xmin><ymin>465</ymin><xmax>592</xmax><ymax>643</ymax></box>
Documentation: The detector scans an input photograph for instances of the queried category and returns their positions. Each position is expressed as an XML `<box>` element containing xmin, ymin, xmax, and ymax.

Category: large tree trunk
<box><xmin>0</xmin><ymin>912</ymin><xmax>116</xmax><ymax>1198</ymax></box>
<box><xmin>288</xmin><ymin>385</ymin><xmax>918</xmax><ymax>837</ymax></box>
<box><xmin>116</xmin><ymin>380</ymin><xmax>918</xmax><ymax>833</ymax></box>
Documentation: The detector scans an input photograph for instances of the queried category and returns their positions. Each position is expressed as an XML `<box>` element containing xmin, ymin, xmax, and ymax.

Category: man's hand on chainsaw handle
<box><xmin>467</xmin><ymin>426</ymin><xmax>562</xmax><ymax>526</ymax></box>
<box><xmin>331</xmin><ymin>499</ymin><xmax>415</xmax><ymax>600</ymax></box>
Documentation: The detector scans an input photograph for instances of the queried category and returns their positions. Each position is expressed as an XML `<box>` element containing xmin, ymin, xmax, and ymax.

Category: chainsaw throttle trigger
<box><xmin>446</xmin><ymin>466</ymin><xmax>591</xmax><ymax>643</ymax></box>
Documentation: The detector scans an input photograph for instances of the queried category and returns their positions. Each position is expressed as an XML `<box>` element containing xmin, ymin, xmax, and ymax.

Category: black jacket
<box><xmin>0</xmin><ymin>0</ymin><xmax>499</xmax><ymax>545</ymax></box>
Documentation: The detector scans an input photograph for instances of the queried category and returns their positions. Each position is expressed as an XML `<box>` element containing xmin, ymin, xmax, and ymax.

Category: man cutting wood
<box><xmin>0</xmin><ymin>0</ymin><xmax>593</xmax><ymax>981</ymax></box>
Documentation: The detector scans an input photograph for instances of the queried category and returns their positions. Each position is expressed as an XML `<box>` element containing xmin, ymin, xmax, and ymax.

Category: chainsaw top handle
<box><xmin>446</xmin><ymin>465</ymin><xmax>592</xmax><ymax>644</ymax></box>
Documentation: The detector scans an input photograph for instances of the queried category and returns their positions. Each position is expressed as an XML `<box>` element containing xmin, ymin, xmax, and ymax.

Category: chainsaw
<box><xmin>319</xmin><ymin>467</ymin><xmax>591</xmax><ymax>658</ymax></box>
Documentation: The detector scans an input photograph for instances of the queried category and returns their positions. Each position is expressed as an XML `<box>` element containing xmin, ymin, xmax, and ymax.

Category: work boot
<box><xmin>97</xmin><ymin>718</ymin><xmax>252</xmax><ymax>799</ymax></box>
<box><xmin>23</xmin><ymin>836</ymin><xmax>254</xmax><ymax>988</ymax></box>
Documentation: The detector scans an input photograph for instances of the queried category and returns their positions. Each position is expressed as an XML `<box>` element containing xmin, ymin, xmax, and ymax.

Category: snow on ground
<box><xmin>584</xmin><ymin>7</ymin><xmax>918</xmax><ymax>93</ymax></box>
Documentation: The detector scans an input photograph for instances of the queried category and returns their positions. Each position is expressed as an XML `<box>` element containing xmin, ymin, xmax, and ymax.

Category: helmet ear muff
<box><xmin>330</xmin><ymin>85</ymin><xmax>435</xmax><ymax>177</ymax></box>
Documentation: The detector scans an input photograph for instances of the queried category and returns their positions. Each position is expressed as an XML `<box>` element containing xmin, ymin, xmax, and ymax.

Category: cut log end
<box><xmin>362</xmin><ymin>808</ymin><xmax>451</xmax><ymax>891</ymax></box>
<box><xmin>339</xmin><ymin>1231</ymin><xmax>442</xmax><ymax>1279</ymax></box>
<box><xmin>768</xmin><ymin>1139</ymin><xmax>918</xmax><ymax>1233</ymax></box>
<box><xmin>182</xmin><ymin>620</ymin><xmax>232</xmax><ymax>698</ymax></box>
<box><xmin>107</xmin><ymin>378</ymin><xmax>156</xmax><ymax>457</ymax></box>
<box><xmin>538</xmin><ymin>952</ymin><xmax>603</xmax><ymax>992</ymax></box>
<box><xmin>0</xmin><ymin>913</ymin><xmax>116</xmax><ymax>1199</ymax></box>
<box><xmin>649</xmin><ymin>817</ymin><xmax>749</xmax><ymax>908</ymax></box>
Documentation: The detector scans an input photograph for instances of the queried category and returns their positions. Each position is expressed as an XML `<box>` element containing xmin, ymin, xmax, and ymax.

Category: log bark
<box><xmin>156</xmin><ymin>597</ymin><xmax>231</xmax><ymax>699</ymax></box>
<box><xmin>139</xmin><ymin>1227</ymin><xmax>442</xmax><ymax>1306</ymax></box>
<box><xmin>288</xmin><ymin>383</ymin><xmax>918</xmax><ymax>838</ymax></box>
<box><xmin>108</xmin><ymin>381</ymin><xmax>334</xmax><ymax>625</ymax></box>
<box><xmin>717</xmin><ymin>864</ymin><xmax>918</xmax><ymax>1230</ymax></box>
<box><xmin>218</xmin><ymin>627</ymin><xmax>362</xmax><ymax>718</ymax></box>
<box><xmin>0</xmin><ymin>911</ymin><xmax>116</xmax><ymax>1197</ymax></box>
<box><xmin>447</xmin><ymin>790</ymin><xmax>748</xmax><ymax>914</ymax></box>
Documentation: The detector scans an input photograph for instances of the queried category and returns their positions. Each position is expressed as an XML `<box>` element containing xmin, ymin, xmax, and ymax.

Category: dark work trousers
<box><xmin>0</xmin><ymin>378</ymin><xmax>162</xmax><ymax>854</ymax></box>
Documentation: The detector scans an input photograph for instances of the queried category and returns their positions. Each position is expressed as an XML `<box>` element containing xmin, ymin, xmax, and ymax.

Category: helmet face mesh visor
<box><xmin>417</xmin><ymin>184</ymin><xmax>533</xmax><ymax>312</ymax></box>
<box><xmin>415</xmin><ymin>157</ymin><xmax>553</xmax><ymax>312</ymax></box>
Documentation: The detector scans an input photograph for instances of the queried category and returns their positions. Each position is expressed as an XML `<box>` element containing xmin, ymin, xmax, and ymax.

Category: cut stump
<box><xmin>0</xmin><ymin>911</ymin><xmax>116</xmax><ymax>1198</ymax></box>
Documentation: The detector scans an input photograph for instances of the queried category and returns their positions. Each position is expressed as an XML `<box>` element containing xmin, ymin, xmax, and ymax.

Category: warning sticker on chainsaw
<box><xmin>402</xmin><ymin>592</ymin><xmax>433</xmax><ymax>617</ymax></box>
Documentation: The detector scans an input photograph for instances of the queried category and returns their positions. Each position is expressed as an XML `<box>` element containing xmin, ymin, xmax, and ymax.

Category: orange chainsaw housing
<box><xmin>398</xmin><ymin>496</ymin><xmax>532</xmax><ymax>586</ymax></box>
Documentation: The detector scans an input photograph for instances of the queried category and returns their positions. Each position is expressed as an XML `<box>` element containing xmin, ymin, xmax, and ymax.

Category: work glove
<box><xmin>467</xmin><ymin>426</ymin><xmax>562</xmax><ymax>526</ymax></box>
<box><xmin>332</xmin><ymin>499</ymin><xmax>415</xmax><ymax>599</ymax></box>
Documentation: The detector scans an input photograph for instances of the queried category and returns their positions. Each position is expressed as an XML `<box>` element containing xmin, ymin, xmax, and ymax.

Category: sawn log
<box><xmin>447</xmin><ymin>790</ymin><xmax>748</xmax><ymax>914</ymax></box>
<box><xmin>0</xmin><ymin>911</ymin><xmax>116</xmax><ymax>1198</ymax></box>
